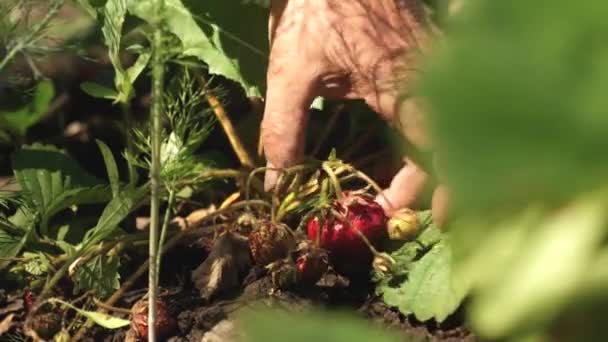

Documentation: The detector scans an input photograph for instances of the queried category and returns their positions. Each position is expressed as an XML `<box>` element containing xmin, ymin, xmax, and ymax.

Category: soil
<box><xmin>76</xmin><ymin>244</ymin><xmax>475</xmax><ymax>342</ymax></box>
<box><xmin>0</xmin><ymin>243</ymin><xmax>474</xmax><ymax>342</ymax></box>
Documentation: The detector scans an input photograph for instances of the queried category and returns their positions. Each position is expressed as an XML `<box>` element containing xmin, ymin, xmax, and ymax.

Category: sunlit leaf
<box><xmin>128</xmin><ymin>0</ymin><xmax>267</xmax><ymax>97</ymax></box>
<box><xmin>12</xmin><ymin>144</ymin><xmax>111</xmax><ymax>233</ymax></box>
<box><xmin>380</xmin><ymin>239</ymin><xmax>466</xmax><ymax>322</ymax></box>
<box><xmin>83</xmin><ymin>185</ymin><xmax>147</xmax><ymax>247</ymax></box>
<box><xmin>80</xmin><ymin>82</ymin><xmax>118</xmax><ymax>100</ymax></box>
<box><xmin>48</xmin><ymin>298</ymin><xmax>130</xmax><ymax>329</ymax></box>
<box><xmin>96</xmin><ymin>140</ymin><xmax>120</xmax><ymax>197</ymax></box>
<box><xmin>73</xmin><ymin>255</ymin><xmax>120</xmax><ymax>298</ymax></box>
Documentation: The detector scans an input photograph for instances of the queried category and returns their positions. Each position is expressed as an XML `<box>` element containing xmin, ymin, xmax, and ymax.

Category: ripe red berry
<box><xmin>296</xmin><ymin>249</ymin><xmax>328</xmax><ymax>285</ymax></box>
<box><xmin>23</xmin><ymin>290</ymin><xmax>35</xmax><ymax>313</ymax></box>
<box><xmin>307</xmin><ymin>193</ymin><xmax>388</xmax><ymax>277</ymax></box>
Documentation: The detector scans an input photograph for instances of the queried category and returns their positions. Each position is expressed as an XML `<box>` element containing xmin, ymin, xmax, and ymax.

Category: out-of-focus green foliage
<box><xmin>422</xmin><ymin>0</ymin><xmax>608</xmax><ymax>215</ymax></box>
<box><xmin>420</xmin><ymin>0</ymin><xmax>608</xmax><ymax>340</ymax></box>
<box><xmin>0</xmin><ymin>80</ymin><xmax>54</xmax><ymax>144</ymax></box>
<box><xmin>239</xmin><ymin>308</ymin><xmax>403</xmax><ymax>342</ymax></box>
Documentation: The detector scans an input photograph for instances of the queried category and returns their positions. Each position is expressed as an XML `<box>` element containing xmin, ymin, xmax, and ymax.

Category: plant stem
<box><xmin>206</xmin><ymin>93</ymin><xmax>255</xmax><ymax>168</ymax></box>
<box><xmin>121</xmin><ymin>102</ymin><xmax>138</xmax><ymax>184</ymax></box>
<box><xmin>148</xmin><ymin>0</ymin><xmax>166</xmax><ymax>340</ymax></box>
<box><xmin>322</xmin><ymin>162</ymin><xmax>343</xmax><ymax>198</ymax></box>
<box><xmin>155</xmin><ymin>189</ymin><xmax>175</xmax><ymax>288</ymax></box>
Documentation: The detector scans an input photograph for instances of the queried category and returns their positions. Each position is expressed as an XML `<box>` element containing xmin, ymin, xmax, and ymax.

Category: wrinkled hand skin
<box><xmin>261</xmin><ymin>0</ymin><xmax>448</xmax><ymax>225</ymax></box>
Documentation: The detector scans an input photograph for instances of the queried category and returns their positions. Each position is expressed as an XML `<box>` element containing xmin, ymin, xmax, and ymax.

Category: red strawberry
<box><xmin>131</xmin><ymin>298</ymin><xmax>177</xmax><ymax>341</ymax></box>
<box><xmin>296</xmin><ymin>250</ymin><xmax>328</xmax><ymax>285</ymax></box>
<box><xmin>23</xmin><ymin>290</ymin><xmax>35</xmax><ymax>313</ymax></box>
<box><xmin>307</xmin><ymin>192</ymin><xmax>388</xmax><ymax>277</ymax></box>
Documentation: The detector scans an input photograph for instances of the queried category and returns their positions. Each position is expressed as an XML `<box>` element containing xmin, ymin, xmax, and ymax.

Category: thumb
<box><xmin>261</xmin><ymin>53</ymin><xmax>319</xmax><ymax>191</ymax></box>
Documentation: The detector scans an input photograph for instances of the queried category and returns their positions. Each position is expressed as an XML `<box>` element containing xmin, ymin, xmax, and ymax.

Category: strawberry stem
<box><xmin>322</xmin><ymin>162</ymin><xmax>343</xmax><ymax>198</ymax></box>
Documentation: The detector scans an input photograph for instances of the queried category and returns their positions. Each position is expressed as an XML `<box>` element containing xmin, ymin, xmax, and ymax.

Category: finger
<box><xmin>431</xmin><ymin>184</ymin><xmax>449</xmax><ymax>227</ymax></box>
<box><xmin>375</xmin><ymin>157</ymin><xmax>429</xmax><ymax>215</ymax></box>
<box><xmin>264</xmin><ymin>161</ymin><xmax>279</xmax><ymax>192</ymax></box>
<box><xmin>261</xmin><ymin>48</ymin><xmax>320</xmax><ymax>191</ymax></box>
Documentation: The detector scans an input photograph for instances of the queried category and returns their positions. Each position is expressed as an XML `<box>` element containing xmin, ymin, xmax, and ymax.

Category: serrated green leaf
<box><xmin>101</xmin><ymin>0</ymin><xmax>131</xmax><ymax>103</ymax></box>
<box><xmin>128</xmin><ymin>0</ymin><xmax>267</xmax><ymax>97</ymax></box>
<box><xmin>12</xmin><ymin>145</ymin><xmax>110</xmax><ymax>233</ymax></box>
<box><xmin>0</xmin><ymin>80</ymin><xmax>55</xmax><ymax>138</ymax></box>
<box><xmin>80</xmin><ymin>82</ymin><xmax>118</xmax><ymax>100</ymax></box>
<box><xmin>0</xmin><ymin>228</ymin><xmax>27</xmax><ymax>269</ymax></box>
<box><xmin>73</xmin><ymin>255</ymin><xmax>120</xmax><ymax>298</ymax></box>
<box><xmin>23</xmin><ymin>252</ymin><xmax>50</xmax><ymax>276</ymax></box>
<box><xmin>48</xmin><ymin>298</ymin><xmax>130</xmax><ymax>329</ymax></box>
<box><xmin>96</xmin><ymin>140</ymin><xmax>120</xmax><ymax>197</ymax></box>
<box><xmin>381</xmin><ymin>240</ymin><xmax>466</xmax><ymax>322</ymax></box>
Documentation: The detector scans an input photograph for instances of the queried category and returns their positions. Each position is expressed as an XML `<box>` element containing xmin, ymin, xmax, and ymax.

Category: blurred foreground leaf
<box><xmin>239</xmin><ymin>308</ymin><xmax>402</xmax><ymax>342</ymax></box>
<box><xmin>421</xmin><ymin>0</ymin><xmax>608</xmax><ymax>215</ymax></box>
<box><xmin>419</xmin><ymin>0</ymin><xmax>608</xmax><ymax>339</ymax></box>
<box><xmin>0</xmin><ymin>80</ymin><xmax>54</xmax><ymax>140</ymax></box>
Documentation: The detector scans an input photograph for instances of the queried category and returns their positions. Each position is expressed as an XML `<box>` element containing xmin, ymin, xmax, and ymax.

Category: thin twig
<box><xmin>206</xmin><ymin>93</ymin><xmax>255</xmax><ymax>168</ymax></box>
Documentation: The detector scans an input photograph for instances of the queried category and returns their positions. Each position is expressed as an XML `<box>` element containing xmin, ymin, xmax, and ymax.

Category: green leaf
<box><xmin>380</xmin><ymin>239</ymin><xmax>466</xmax><ymax>322</ymax></box>
<box><xmin>12</xmin><ymin>145</ymin><xmax>111</xmax><ymax>232</ymax></box>
<box><xmin>48</xmin><ymin>298</ymin><xmax>131</xmax><ymax>329</ymax></box>
<box><xmin>465</xmin><ymin>194</ymin><xmax>608</xmax><ymax>338</ymax></box>
<box><xmin>96</xmin><ymin>140</ymin><xmax>120</xmax><ymax>197</ymax></box>
<box><xmin>187</xmin><ymin>0</ymin><xmax>269</xmax><ymax>96</ymax></box>
<box><xmin>83</xmin><ymin>185</ymin><xmax>147</xmax><ymax>247</ymax></box>
<box><xmin>0</xmin><ymin>228</ymin><xmax>27</xmax><ymax>269</ymax></box>
<box><xmin>125</xmin><ymin>50</ymin><xmax>151</xmax><ymax>85</ymax></box>
<box><xmin>80</xmin><ymin>82</ymin><xmax>118</xmax><ymax>100</ymax></box>
<box><xmin>56</xmin><ymin>240</ymin><xmax>77</xmax><ymax>257</ymax></box>
<box><xmin>23</xmin><ymin>252</ymin><xmax>50</xmax><ymax>276</ymax></box>
<box><xmin>239</xmin><ymin>308</ymin><xmax>402</xmax><ymax>342</ymax></box>
<box><xmin>0</xmin><ymin>80</ymin><xmax>55</xmax><ymax>138</ymax></box>
<box><xmin>75</xmin><ymin>0</ymin><xmax>99</xmax><ymax>19</ymax></box>
<box><xmin>420</xmin><ymin>0</ymin><xmax>608</xmax><ymax>215</ymax></box>
<box><xmin>73</xmin><ymin>255</ymin><xmax>120</xmax><ymax>298</ymax></box>
<box><xmin>101</xmin><ymin>0</ymin><xmax>131</xmax><ymax>103</ymax></box>
<box><xmin>128</xmin><ymin>0</ymin><xmax>268</xmax><ymax>97</ymax></box>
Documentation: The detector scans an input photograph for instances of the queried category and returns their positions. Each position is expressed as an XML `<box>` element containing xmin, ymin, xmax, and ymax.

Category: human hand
<box><xmin>261</xmin><ymin>0</ymin><xmax>448</xmax><ymax>224</ymax></box>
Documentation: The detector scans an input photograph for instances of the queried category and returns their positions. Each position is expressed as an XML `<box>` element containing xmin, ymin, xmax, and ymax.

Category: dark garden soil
<box><xmin>85</xmin><ymin>249</ymin><xmax>475</xmax><ymax>342</ymax></box>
